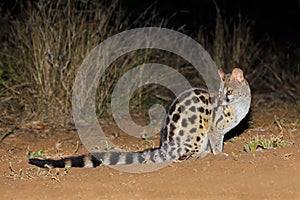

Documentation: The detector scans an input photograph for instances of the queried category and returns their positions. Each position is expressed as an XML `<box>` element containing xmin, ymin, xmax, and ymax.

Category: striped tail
<box><xmin>28</xmin><ymin>148</ymin><xmax>170</xmax><ymax>168</ymax></box>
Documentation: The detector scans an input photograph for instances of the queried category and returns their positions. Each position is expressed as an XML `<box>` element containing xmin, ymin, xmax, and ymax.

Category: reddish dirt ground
<box><xmin>0</xmin><ymin>101</ymin><xmax>299</xmax><ymax>199</ymax></box>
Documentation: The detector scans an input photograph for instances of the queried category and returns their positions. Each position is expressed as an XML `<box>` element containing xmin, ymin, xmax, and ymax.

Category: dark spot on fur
<box><xmin>168</xmin><ymin>123</ymin><xmax>176</xmax><ymax>141</ymax></box>
<box><xmin>138</xmin><ymin>154</ymin><xmax>145</xmax><ymax>163</ymax></box>
<box><xmin>149</xmin><ymin>152</ymin><xmax>156</xmax><ymax>163</ymax></box>
<box><xmin>198</xmin><ymin>107</ymin><xmax>204</xmax><ymax>113</ymax></box>
<box><xmin>168</xmin><ymin>100</ymin><xmax>178</xmax><ymax>115</ymax></box>
<box><xmin>199</xmin><ymin>124</ymin><xmax>203</xmax><ymax>129</ymax></box>
<box><xmin>176</xmin><ymin>136</ymin><xmax>181</xmax><ymax>143</ymax></box>
<box><xmin>179</xmin><ymin>130</ymin><xmax>184</xmax><ymax>136</ymax></box>
<box><xmin>166</xmin><ymin>116</ymin><xmax>170</xmax><ymax>125</ymax></box>
<box><xmin>172</xmin><ymin>113</ymin><xmax>180</xmax><ymax>123</ymax></box>
<box><xmin>189</xmin><ymin>106</ymin><xmax>196</xmax><ymax>112</ymax></box>
<box><xmin>190</xmin><ymin>128</ymin><xmax>197</xmax><ymax>133</ymax></box>
<box><xmin>184</xmin><ymin>99</ymin><xmax>191</xmax><ymax>106</ymax></box>
<box><xmin>169</xmin><ymin>130</ymin><xmax>175</xmax><ymax>141</ymax></box>
<box><xmin>170</xmin><ymin>123</ymin><xmax>176</xmax><ymax>131</ymax></box>
<box><xmin>182</xmin><ymin>119</ymin><xmax>188</xmax><ymax>127</ymax></box>
<box><xmin>168</xmin><ymin>150</ymin><xmax>174</xmax><ymax>158</ymax></box>
<box><xmin>177</xmin><ymin>105</ymin><xmax>185</xmax><ymax>112</ymax></box>
<box><xmin>110</xmin><ymin>152</ymin><xmax>121</xmax><ymax>165</ymax></box>
<box><xmin>194</xmin><ymin>89</ymin><xmax>202</xmax><ymax>95</ymax></box>
<box><xmin>199</xmin><ymin>95</ymin><xmax>209</xmax><ymax>105</ymax></box>
<box><xmin>192</xmin><ymin>96</ymin><xmax>199</xmax><ymax>103</ymax></box>
<box><xmin>196</xmin><ymin>136</ymin><xmax>201</xmax><ymax>141</ymax></box>
<box><xmin>216</xmin><ymin>115</ymin><xmax>223</xmax><ymax>126</ymax></box>
<box><xmin>199</xmin><ymin>95</ymin><xmax>206</xmax><ymax>103</ymax></box>
<box><xmin>163</xmin><ymin>144</ymin><xmax>169</xmax><ymax>152</ymax></box>
<box><xmin>177</xmin><ymin>148</ymin><xmax>182</xmax><ymax>156</ymax></box>
<box><xmin>69</xmin><ymin>155</ymin><xmax>85</xmax><ymax>168</ymax></box>
<box><xmin>125</xmin><ymin>153</ymin><xmax>134</xmax><ymax>164</ymax></box>
<box><xmin>188</xmin><ymin>115</ymin><xmax>197</xmax><ymax>124</ymax></box>
<box><xmin>91</xmin><ymin>155</ymin><xmax>103</xmax><ymax>167</ymax></box>
<box><xmin>205</xmin><ymin>109</ymin><xmax>211</xmax><ymax>115</ymax></box>
<box><xmin>169</xmin><ymin>140</ymin><xmax>175</xmax><ymax>146</ymax></box>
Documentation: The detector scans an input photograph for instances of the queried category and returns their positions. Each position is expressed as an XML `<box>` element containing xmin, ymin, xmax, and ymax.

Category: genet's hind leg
<box><xmin>194</xmin><ymin>136</ymin><xmax>211</xmax><ymax>159</ymax></box>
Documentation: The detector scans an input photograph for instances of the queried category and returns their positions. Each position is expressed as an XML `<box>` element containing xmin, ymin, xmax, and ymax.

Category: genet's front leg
<box><xmin>208</xmin><ymin>132</ymin><xmax>224</xmax><ymax>155</ymax></box>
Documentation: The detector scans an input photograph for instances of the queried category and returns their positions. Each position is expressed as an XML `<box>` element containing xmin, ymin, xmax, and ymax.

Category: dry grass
<box><xmin>0</xmin><ymin>1</ymin><xmax>127</xmax><ymax>122</ymax></box>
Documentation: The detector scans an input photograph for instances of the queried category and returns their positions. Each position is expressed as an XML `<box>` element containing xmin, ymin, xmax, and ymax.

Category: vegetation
<box><xmin>244</xmin><ymin>134</ymin><xmax>287</xmax><ymax>153</ymax></box>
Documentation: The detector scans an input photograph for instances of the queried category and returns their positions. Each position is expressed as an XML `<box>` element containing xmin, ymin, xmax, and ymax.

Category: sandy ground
<box><xmin>0</xmin><ymin>102</ymin><xmax>299</xmax><ymax>200</ymax></box>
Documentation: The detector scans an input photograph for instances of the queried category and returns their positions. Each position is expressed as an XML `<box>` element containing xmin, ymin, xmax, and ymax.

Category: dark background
<box><xmin>119</xmin><ymin>0</ymin><xmax>300</xmax><ymax>49</ymax></box>
<box><xmin>1</xmin><ymin>0</ymin><xmax>299</xmax><ymax>48</ymax></box>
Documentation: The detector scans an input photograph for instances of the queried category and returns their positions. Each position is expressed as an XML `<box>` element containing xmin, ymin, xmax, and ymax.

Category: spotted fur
<box><xmin>29</xmin><ymin>68</ymin><xmax>251</xmax><ymax>168</ymax></box>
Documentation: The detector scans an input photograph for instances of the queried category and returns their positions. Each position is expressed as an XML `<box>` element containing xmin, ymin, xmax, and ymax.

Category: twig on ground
<box><xmin>0</xmin><ymin>127</ymin><xmax>15</xmax><ymax>143</ymax></box>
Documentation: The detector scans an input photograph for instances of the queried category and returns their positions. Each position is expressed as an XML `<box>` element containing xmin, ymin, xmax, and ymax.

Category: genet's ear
<box><xmin>218</xmin><ymin>68</ymin><xmax>225</xmax><ymax>80</ymax></box>
<box><xmin>230</xmin><ymin>68</ymin><xmax>244</xmax><ymax>83</ymax></box>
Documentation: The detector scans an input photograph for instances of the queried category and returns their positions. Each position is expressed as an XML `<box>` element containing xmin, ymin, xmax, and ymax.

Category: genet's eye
<box><xmin>226</xmin><ymin>90</ymin><xmax>233</xmax><ymax>95</ymax></box>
